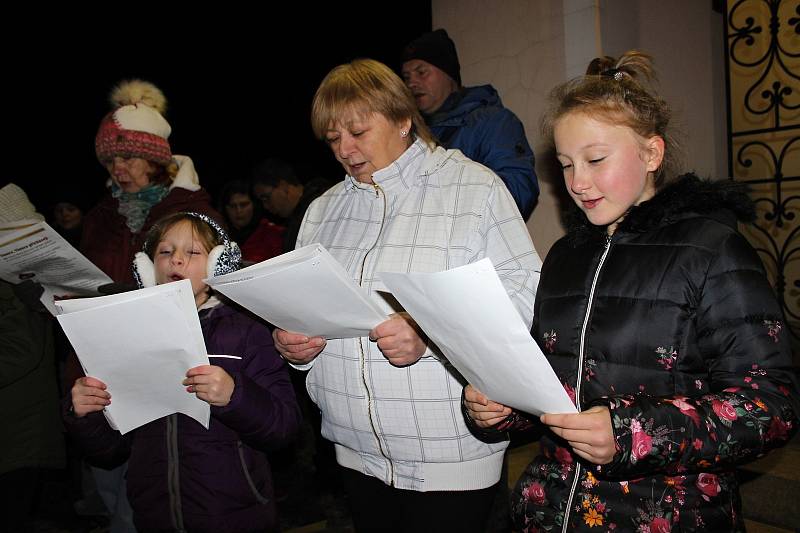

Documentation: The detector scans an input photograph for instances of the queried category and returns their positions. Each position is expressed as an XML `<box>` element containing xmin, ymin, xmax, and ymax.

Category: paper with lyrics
<box><xmin>56</xmin><ymin>279</ymin><xmax>210</xmax><ymax>434</ymax></box>
<box><xmin>0</xmin><ymin>220</ymin><xmax>112</xmax><ymax>314</ymax></box>
<box><xmin>379</xmin><ymin>258</ymin><xmax>577</xmax><ymax>416</ymax></box>
<box><xmin>206</xmin><ymin>244</ymin><xmax>387</xmax><ymax>339</ymax></box>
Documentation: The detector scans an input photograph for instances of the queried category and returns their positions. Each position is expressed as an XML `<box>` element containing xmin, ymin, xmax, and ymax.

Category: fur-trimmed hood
<box><xmin>565</xmin><ymin>173</ymin><xmax>756</xmax><ymax>245</ymax></box>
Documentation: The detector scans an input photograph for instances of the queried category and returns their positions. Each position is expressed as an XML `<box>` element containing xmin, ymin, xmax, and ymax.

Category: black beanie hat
<box><xmin>402</xmin><ymin>29</ymin><xmax>461</xmax><ymax>85</ymax></box>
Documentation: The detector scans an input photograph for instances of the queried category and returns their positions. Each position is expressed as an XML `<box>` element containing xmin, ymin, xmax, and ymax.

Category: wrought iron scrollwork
<box><xmin>725</xmin><ymin>0</ymin><xmax>800</xmax><ymax>338</ymax></box>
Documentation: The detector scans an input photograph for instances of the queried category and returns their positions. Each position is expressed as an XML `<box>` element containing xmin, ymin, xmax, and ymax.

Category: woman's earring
<box><xmin>401</xmin><ymin>130</ymin><xmax>408</xmax><ymax>137</ymax></box>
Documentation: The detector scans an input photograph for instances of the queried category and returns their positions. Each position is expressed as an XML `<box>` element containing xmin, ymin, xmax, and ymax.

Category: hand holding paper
<box><xmin>57</xmin><ymin>279</ymin><xmax>211</xmax><ymax>434</ymax></box>
<box><xmin>540</xmin><ymin>406</ymin><xmax>616</xmax><ymax>465</ymax></box>
<box><xmin>369</xmin><ymin>312</ymin><xmax>428</xmax><ymax>367</ymax></box>
<box><xmin>71</xmin><ymin>376</ymin><xmax>112</xmax><ymax>418</ymax></box>
<box><xmin>463</xmin><ymin>384</ymin><xmax>513</xmax><ymax>427</ymax></box>
<box><xmin>184</xmin><ymin>365</ymin><xmax>235</xmax><ymax>407</ymax></box>
<box><xmin>379</xmin><ymin>259</ymin><xmax>576</xmax><ymax>416</ymax></box>
<box><xmin>273</xmin><ymin>329</ymin><xmax>327</xmax><ymax>365</ymax></box>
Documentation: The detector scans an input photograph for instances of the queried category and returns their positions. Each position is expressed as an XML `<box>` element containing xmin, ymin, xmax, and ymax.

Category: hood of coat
<box><xmin>429</xmin><ymin>84</ymin><xmax>501</xmax><ymax>125</ymax></box>
<box><xmin>564</xmin><ymin>174</ymin><xmax>757</xmax><ymax>246</ymax></box>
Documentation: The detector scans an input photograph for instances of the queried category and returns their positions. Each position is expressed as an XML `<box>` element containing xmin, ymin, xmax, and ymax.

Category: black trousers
<box><xmin>341</xmin><ymin>467</ymin><xmax>498</xmax><ymax>533</ymax></box>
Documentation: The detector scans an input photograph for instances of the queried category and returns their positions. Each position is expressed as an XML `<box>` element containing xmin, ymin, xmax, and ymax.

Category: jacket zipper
<box><xmin>356</xmin><ymin>183</ymin><xmax>395</xmax><ymax>485</ymax></box>
<box><xmin>562</xmin><ymin>235</ymin><xmax>612</xmax><ymax>533</ymax></box>
<box><xmin>166</xmin><ymin>414</ymin><xmax>186</xmax><ymax>532</ymax></box>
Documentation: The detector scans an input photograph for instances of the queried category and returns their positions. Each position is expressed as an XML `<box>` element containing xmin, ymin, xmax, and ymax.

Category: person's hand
<box><xmin>464</xmin><ymin>384</ymin><xmax>512</xmax><ymax>428</ymax></box>
<box><xmin>540</xmin><ymin>406</ymin><xmax>616</xmax><ymax>465</ymax></box>
<box><xmin>273</xmin><ymin>329</ymin><xmax>326</xmax><ymax>364</ymax></box>
<box><xmin>369</xmin><ymin>312</ymin><xmax>427</xmax><ymax>367</ymax></box>
<box><xmin>184</xmin><ymin>365</ymin><xmax>235</xmax><ymax>407</ymax></box>
<box><xmin>12</xmin><ymin>280</ymin><xmax>47</xmax><ymax>313</ymax></box>
<box><xmin>70</xmin><ymin>376</ymin><xmax>110</xmax><ymax>418</ymax></box>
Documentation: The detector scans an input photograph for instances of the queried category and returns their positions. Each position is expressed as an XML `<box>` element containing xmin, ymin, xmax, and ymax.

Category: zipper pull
<box><xmin>372</xmin><ymin>183</ymin><xmax>381</xmax><ymax>197</ymax></box>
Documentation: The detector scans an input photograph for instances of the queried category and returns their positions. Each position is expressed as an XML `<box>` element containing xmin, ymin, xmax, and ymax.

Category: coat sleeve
<box><xmin>211</xmin><ymin>320</ymin><xmax>302</xmax><ymax>451</ymax></box>
<box><xmin>62</xmin><ymin>407</ymin><xmax>131</xmax><ymax>469</ymax></box>
<box><xmin>474</xmin><ymin>109</ymin><xmax>539</xmax><ymax>219</ymax></box>
<box><xmin>599</xmin><ymin>230</ymin><xmax>799</xmax><ymax>479</ymax></box>
<box><xmin>0</xmin><ymin>282</ymin><xmax>48</xmax><ymax>387</ymax></box>
<box><xmin>476</xmin><ymin>178</ymin><xmax>541</xmax><ymax>329</ymax></box>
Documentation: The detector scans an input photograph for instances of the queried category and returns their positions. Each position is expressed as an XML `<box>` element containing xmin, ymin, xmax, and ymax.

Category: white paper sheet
<box><xmin>0</xmin><ymin>220</ymin><xmax>112</xmax><ymax>315</ymax></box>
<box><xmin>206</xmin><ymin>244</ymin><xmax>387</xmax><ymax>339</ymax></box>
<box><xmin>379</xmin><ymin>259</ymin><xmax>576</xmax><ymax>416</ymax></box>
<box><xmin>56</xmin><ymin>279</ymin><xmax>210</xmax><ymax>434</ymax></box>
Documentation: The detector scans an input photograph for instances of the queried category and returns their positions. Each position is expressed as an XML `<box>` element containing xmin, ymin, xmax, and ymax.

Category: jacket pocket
<box><xmin>237</xmin><ymin>441</ymin><xmax>270</xmax><ymax>505</ymax></box>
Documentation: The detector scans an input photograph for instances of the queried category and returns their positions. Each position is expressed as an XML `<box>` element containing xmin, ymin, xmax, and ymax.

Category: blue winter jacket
<box><xmin>425</xmin><ymin>85</ymin><xmax>538</xmax><ymax>218</ymax></box>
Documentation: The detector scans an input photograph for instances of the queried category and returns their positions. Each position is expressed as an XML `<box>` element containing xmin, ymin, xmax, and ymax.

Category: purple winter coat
<box><xmin>64</xmin><ymin>302</ymin><xmax>302</xmax><ymax>532</ymax></box>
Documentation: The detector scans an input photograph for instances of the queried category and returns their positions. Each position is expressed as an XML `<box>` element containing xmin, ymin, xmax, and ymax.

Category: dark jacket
<box><xmin>506</xmin><ymin>176</ymin><xmax>798</xmax><ymax>531</ymax></box>
<box><xmin>426</xmin><ymin>85</ymin><xmax>538</xmax><ymax>218</ymax></box>
<box><xmin>81</xmin><ymin>187</ymin><xmax>222</xmax><ymax>285</ymax></box>
<box><xmin>0</xmin><ymin>281</ymin><xmax>65</xmax><ymax>475</ymax></box>
<box><xmin>64</xmin><ymin>302</ymin><xmax>302</xmax><ymax>533</ymax></box>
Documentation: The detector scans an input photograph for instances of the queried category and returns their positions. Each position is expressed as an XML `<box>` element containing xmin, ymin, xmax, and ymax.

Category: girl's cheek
<box><xmin>153</xmin><ymin>260</ymin><xmax>170</xmax><ymax>285</ymax></box>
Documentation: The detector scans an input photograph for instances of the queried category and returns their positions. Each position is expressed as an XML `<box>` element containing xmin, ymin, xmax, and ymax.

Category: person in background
<box><xmin>251</xmin><ymin>158</ymin><xmax>330</xmax><ymax>252</ymax></box>
<box><xmin>274</xmin><ymin>58</ymin><xmax>540</xmax><ymax>533</ymax></box>
<box><xmin>65</xmin><ymin>212</ymin><xmax>301</xmax><ymax>533</ymax></box>
<box><xmin>220</xmin><ymin>180</ymin><xmax>284</xmax><ymax>264</ymax></box>
<box><xmin>52</xmin><ymin>199</ymin><xmax>85</xmax><ymax>247</ymax></box>
<box><xmin>251</xmin><ymin>158</ymin><xmax>300</xmax><ymax>226</ymax></box>
<box><xmin>464</xmin><ymin>51</ymin><xmax>799</xmax><ymax>532</ymax></box>
<box><xmin>401</xmin><ymin>28</ymin><xmax>539</xmax><ymax>219</ymax></box>
<box><xmin>0</xmin><ymin>183</ymin><xmax>66</xmax><ymax>533</ymax></box>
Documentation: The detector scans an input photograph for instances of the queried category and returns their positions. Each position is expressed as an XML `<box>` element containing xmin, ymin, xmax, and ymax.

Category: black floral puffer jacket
<box><xmin>505</xmin><ymin>175</ymin><xmax>798</xmax><ymax>532</ymax></box>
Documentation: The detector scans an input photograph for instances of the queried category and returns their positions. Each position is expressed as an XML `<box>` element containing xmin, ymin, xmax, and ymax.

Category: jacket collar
<box><xmin>343</xmin><ymin>138</ymin><xmax>428</xmax><ymax>193</ymax></box>
<box><xmin>169</xmin><ymin>155</ymin><xmax>201</xmax><ymax>192</ymax></box>
<box><xmin>566</xmin><ymin>174</ymin><xmax>756</xmax><ymax>245</ymax></box>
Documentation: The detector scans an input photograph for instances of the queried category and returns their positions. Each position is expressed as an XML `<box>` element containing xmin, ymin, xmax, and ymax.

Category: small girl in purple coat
<box><xmin>65</xmin><ymin>212</ymin><xmax>302</xmax><ymax>533</ymax></box>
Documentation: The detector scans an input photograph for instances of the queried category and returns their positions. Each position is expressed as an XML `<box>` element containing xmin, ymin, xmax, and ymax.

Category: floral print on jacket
<box><xmin>473</xmin><ymin>177</ymin><xmax>800</xmax><ymax>532</ymax></box>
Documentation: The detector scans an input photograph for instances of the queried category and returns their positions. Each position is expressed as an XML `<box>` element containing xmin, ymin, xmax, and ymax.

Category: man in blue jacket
<box><xmin>401</xmin><ymin>29</ymin><xmax>539</xmax><ymax>219</ymax></box>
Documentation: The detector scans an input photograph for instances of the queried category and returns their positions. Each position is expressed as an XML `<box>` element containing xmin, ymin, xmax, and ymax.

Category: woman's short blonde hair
<box><xmin>311</xmin><ymin>58</ymin><xmax>435</xmax><ymax>148</ymax></box>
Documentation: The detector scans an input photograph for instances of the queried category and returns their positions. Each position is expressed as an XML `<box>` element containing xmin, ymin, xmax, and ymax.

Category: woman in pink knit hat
<box><xmin>81</xmin><ymin>79</ymin><xmax>222</xmax><ymax>288</ymax></box>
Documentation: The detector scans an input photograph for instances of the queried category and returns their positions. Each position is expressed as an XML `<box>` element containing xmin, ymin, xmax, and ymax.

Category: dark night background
<box><xmin>3</xmin><ymin>6</ymin><xmax>432</xmax><ymax>217</ymax></box>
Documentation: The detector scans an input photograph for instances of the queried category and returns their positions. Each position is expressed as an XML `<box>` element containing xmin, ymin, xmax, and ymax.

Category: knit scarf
<box><xmin>112</xmin><ymin>182</ymin><xmax>170</xmax><ymax>233</ymax></box>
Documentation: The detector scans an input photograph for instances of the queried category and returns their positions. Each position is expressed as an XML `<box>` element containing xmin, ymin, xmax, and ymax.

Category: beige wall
<box><xmin>433</xmin><ymin>0</ymin><xmax>726</xmax><ymax>258</ymax></box>
<box><xmin>433</xmin><ymin>0</ymin><xmax>568</xmax><ymax>257</ymax></box>
<box><xmin>599</xmin><ymin>0</ymin><xmax>728</xmax><ymax>181</ymax></box>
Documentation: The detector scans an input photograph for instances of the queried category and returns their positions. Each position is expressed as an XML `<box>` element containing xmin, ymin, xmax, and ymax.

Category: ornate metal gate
<box><xmin>725</xmin><ymin>0</ymin><xmax>800</xmax><ymax>341</ymax></box>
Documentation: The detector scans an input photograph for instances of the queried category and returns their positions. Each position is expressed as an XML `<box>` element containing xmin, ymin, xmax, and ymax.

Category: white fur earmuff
<box><xmin>132</xmin><ymin>212</ymin><xmax>242</xmax><ymax>289</ymax></box>
<box><xmin>132</xmin><ymin>245</ymin><xmax>229</xmax><ymax>289</ymax></box>
<box><xmin>132</xmin><ymin>251</ymin><xmax>157</xmax><ymax>288</ymax></box>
